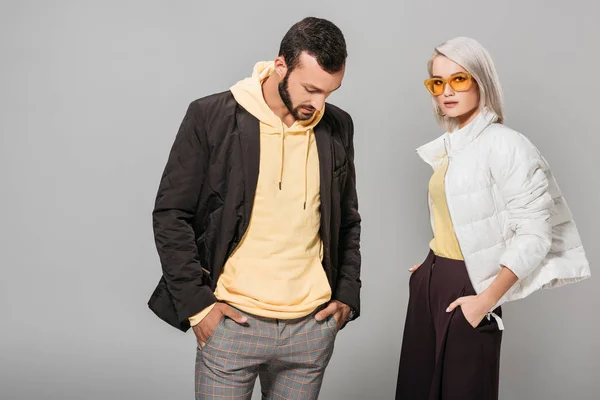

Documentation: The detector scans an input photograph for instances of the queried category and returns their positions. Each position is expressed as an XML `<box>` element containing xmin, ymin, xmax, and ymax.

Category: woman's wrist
<box><xmin>478</xmin><ymin>290</ymin><xmax>499</xmax><ymax>311</ymax></box>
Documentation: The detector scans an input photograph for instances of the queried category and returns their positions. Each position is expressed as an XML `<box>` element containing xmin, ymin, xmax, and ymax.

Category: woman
<box><xmin>395</xmin><ymin>37</ymin><xmax>590</xmax><ymax>400</ymax></box>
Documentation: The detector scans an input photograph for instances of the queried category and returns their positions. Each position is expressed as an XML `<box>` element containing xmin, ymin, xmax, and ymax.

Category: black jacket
<box><xmin>148</xmin><ymin>91</ymin><xmax>361</xmax><ymax>332</ymax></box>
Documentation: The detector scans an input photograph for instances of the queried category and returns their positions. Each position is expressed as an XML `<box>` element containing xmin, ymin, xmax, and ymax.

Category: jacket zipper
<box><xmin>427</xmin><ymin>190</ymin><xmax>434</xmax><ymax>269</ymax></box>
<box><xmin>444</xmin><ymin>138</ymin><xmax>493</xmax><ymax>320</ymax></box>
<box><xmin>443</xmin><ymin>137</ymin><xmax>466</xmax><ymax>259</ymax></box>
<box><xmin>427</xmin><ymin>190</ymin><xmax>434</xmax><ymax>233</ymax></box>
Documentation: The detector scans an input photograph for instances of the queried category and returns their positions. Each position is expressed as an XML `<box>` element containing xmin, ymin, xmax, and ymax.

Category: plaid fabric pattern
<box><xmin>195</xmin><ymin>306</ymin><xmax>337</xmax><ymax>400</ymax></box>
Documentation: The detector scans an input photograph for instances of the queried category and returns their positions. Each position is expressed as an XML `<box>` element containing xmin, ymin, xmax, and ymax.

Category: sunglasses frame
<box><xmin>424</xmin><ymin>72</ymin><xmax>473</xmax><ymax>96</ymax></box>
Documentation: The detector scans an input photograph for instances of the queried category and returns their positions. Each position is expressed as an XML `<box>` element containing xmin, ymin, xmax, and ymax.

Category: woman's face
<box><xmin>429</xmin><ymin>56</ymin><xmax>480</xmax><ymax>128</ymax></box>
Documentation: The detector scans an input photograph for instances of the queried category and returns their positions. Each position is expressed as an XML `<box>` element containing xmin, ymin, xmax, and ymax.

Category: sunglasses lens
<box><xmin>425</xmin><ymin>79</ymin><xmax>445</xmax><ymax>96</ymax></box>
<box><xmin>449</xmin><ymin>74</ymin><xmax>472</xmax><ymax>92</ymax></box>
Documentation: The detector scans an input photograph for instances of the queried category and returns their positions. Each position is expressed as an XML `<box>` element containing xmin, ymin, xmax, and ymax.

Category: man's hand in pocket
<box><xmin>192</xmin><ymin>303</ymin><xmax>247</xmax><ymax>346</ymax></box>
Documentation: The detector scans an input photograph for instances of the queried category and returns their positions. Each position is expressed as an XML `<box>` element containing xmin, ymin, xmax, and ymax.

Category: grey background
<box><xmin>1</xmin><ymin>0</ymin><xmax>598</xmax><ymax>399</ymax></box>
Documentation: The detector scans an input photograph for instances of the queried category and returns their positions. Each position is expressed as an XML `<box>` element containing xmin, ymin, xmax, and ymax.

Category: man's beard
<box><xmin>278</xmin><ymin>72</ymin><xmax>316</xmax><ymax>121</ymax></box>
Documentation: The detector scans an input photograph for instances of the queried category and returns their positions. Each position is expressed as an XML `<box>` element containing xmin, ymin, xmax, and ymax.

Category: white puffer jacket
<box><xmin>417</xmin><ymin>108</ymin><xmax>590</xmax><ymax>309</ymax></box>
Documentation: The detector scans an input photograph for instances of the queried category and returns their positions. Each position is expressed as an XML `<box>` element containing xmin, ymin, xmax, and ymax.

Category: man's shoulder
<box><xmin>322</xmin><ymin>103</ymin><xmax>353</xmax><ymax>143</ymax></box>
<box><xmin>189</xmin><ymin>90</ymin><xmax>236</xmax><ymax>113</ymax></box>
<box><xmin>323</xmin><ymin>102</ymin><xmax>352</xmax><ymax>125</ymax></box>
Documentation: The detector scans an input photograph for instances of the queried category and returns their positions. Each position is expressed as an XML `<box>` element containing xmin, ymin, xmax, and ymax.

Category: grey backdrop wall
<box><xmin>1</xmin><ymin>1</ymin><xmax>599</xmax><ymax>399</ymax></box>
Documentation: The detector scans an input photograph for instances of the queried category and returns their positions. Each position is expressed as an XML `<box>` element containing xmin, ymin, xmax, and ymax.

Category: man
<box><xmin>148</xmin><ymin>17</ymin><xmax>361</xmax><ymax>400</ymax></box>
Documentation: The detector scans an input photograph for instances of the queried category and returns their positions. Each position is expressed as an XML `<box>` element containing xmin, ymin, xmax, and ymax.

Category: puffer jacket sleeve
<box><xmin>491</xmin><ymin>129</ymin><xmax>553</xmax><ymax>280</ymax></box>
<box><xmin>152</xmin><ymin>101</ymin><xmax>217</xmax><ymax>324</ymax></box>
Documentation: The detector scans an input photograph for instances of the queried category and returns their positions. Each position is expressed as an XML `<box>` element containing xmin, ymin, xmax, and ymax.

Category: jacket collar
<box><xmin>416</xmin><ymin>108</ymin><xmax>498</xmax><ymax>167</ymax></box>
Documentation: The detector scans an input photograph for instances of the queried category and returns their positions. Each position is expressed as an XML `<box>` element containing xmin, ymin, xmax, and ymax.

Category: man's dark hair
<box><xmin>278</xmin><ymin>17</ymin><xmax>347</xmax><ymax>74</ymax></box>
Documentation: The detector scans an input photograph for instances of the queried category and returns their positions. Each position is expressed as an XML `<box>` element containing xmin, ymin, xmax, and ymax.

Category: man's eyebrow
<box><xmin>303</xmin><ymin>83</ymin><xmax>341</xmax><ymax>92</ymax></box>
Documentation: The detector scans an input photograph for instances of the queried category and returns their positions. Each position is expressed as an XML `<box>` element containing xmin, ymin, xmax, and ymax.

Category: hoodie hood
<box><xmin>230</xmin><ymin>61</ymin><xmax>324</xmax><ymax>209</ymax></box>
<box><xmin>230</xmin><ymin>61</ymin><xmax>324</xmax><ymax>133</ymax></box>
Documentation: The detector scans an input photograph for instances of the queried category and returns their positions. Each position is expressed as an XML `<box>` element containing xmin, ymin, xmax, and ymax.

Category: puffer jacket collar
<box><xmin>416</xmin><ymin>107</ymin><xmax>499</xmax><ymax>167</ymax></box>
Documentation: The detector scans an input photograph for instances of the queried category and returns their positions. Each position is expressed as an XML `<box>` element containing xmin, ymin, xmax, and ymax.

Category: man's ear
<box><xmin>274</xmin><ymin>56</ymin><xmax>287</xmax><ymax>79</ymax></box>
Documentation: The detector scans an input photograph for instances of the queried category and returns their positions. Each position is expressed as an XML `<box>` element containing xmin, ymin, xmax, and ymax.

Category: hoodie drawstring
<box><xmin>278</xmin><ymin>121</ymin><xmax>311</xmax><ymax>210</ymax></box>
<box><xmin>279</xmin><ymin>120</ymin><xmax>285</xmax><ymax>190</ymax></box>
<box><xmin>303</xmin><ymin>129</ymin><xmax>310</xmax><ymax>210</ymax></box>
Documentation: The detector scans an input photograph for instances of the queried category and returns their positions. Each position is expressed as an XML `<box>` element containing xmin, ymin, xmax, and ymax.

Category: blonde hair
<box><xmin>428</xmin><ymin>37</ymin><xmax>505</xmax><ymax>131</ymax></box>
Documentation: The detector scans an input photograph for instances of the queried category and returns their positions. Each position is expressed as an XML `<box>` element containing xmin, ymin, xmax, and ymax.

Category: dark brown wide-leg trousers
<box><xmin>396</xmin><ymin>250</ymin><xmax>503</xmax><ymax>400</ymax></box>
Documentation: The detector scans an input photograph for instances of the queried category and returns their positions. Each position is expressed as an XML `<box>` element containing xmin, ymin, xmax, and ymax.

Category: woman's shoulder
<box><xmin>485</xmin><ymin>122</ymin><xmax>525</xmax><ymax>141</ymax></box>
<box><xmin>483</xmin><ymin>123</ymin><xmax>542</xmax><ymax>158</ymax></box>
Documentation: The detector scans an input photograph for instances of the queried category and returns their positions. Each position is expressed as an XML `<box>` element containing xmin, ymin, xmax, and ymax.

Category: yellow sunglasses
<box><xmin>424</xmin><ymin>72</ymin><xmax>473</xmax><ymax>96</ymax></box>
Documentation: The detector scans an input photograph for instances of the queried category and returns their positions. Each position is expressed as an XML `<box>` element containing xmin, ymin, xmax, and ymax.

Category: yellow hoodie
<box><xmin>189</xmin><ymin>62</ymin><xmax>331</xmax><ymax>326</ymax></box>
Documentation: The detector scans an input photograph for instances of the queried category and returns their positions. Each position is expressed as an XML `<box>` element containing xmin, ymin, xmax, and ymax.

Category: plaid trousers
<box><xmin>195</xmin><ymin>305</ymin><xmax>338</xmax><ymax>400</ymax></box>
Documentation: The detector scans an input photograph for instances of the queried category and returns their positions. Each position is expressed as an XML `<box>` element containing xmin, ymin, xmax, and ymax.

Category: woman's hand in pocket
<box><xmin>409</xmin><ymin>263</ymin><xmax>422</xmax><ymax>273</ymax></box>
<box><xmin>446</xmin><ymin>294</ymin><xmax>494</xmax><ymax>328</ymax></box>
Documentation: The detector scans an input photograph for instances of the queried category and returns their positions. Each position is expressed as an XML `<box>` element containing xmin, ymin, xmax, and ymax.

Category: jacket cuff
<box><xmin>188</xmin><ymin>303</ymin><xmax>217</xmax><ymax>327</ymax></box>
<box><xmin>333</xmin><ymin>285</ymin><xmax>361</xmax><ymax>328</ymax></box>
<box><xmin>177</xmin><ymin>285</ymin><xmax>218</xmax><ymax>324</ymax></box>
